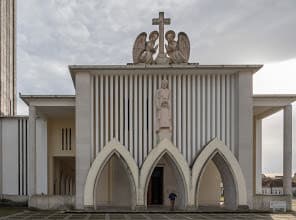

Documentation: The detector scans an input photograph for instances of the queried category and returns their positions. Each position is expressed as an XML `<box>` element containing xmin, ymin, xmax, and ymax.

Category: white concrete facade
<box><xmin>0</xmin><ymin>65</ymin><xmax>295</xmax><ymax>211</ymax></box>
<box><xmin>70</xmin><ymin>65</ymin><xmax>258</xmax><ymax>210</ymax></box>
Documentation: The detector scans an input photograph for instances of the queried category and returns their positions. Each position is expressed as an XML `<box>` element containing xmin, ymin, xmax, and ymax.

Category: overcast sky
<box><xmin>17</xmin><ymin>0</ymin><xmax>296</xmax><ymax>175</ymax></box>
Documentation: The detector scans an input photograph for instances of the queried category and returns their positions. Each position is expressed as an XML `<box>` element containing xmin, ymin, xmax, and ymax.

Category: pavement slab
<box><xmin>1</xmin><ymin>211</ymin><xmax>296</xmax><ymax>220</ymax></box>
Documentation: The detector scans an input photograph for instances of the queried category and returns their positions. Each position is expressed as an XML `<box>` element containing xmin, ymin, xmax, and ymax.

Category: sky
<box><xmin>17</xmin><ymin>0</ymin><xmax>296</xmax><ymax>175</ymax></box>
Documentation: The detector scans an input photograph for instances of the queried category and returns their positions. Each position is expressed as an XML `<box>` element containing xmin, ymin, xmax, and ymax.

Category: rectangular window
<box><xmin>61</xmin><ymin>128</ymin><xmax>72</xmax><ymax>151</ymax></box>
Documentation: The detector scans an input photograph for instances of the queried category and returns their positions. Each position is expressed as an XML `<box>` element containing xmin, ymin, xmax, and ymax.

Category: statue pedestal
<box><xmin>157</xmin><ymin>129</ymin><xmax>171</xmax><ymax>143</ymax></box>
<box><xmin>155</xmin><ymin>54</ymin><xmax>169</xmax><ymax>64</ymax></box>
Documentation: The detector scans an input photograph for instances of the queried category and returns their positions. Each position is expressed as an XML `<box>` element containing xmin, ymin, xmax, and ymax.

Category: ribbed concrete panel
<box><xmin>1</xmin><ymin>118</ymin><xmax>28</xmax><ymax>195</ymax></box>
<box><xmin>93</xmin><ymin>73</ymin><xmax>236</xmax><ymax>165</ymax></box>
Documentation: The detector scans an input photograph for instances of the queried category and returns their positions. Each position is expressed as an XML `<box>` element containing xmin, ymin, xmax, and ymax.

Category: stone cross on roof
<box><xmin>152</xmin><ymin>12</ymin><xmax>171</xmax><ymax>63</ymax></box>
<box><xmin>132</xmin><ymin>12</ymin><xmax>190</xmax><ymax>65</ymax></box>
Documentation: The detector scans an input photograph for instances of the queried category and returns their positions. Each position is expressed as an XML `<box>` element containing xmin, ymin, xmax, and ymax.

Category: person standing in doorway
<box><xmin>168</xmin><ymin>192</ymin><xmax>177</xmax><ymax>211</ymax></box>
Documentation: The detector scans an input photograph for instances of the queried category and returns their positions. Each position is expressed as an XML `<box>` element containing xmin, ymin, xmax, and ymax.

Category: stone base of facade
<box><xmin>253</xmin><ymin>195</ymin><xmax>292</xmax><ymax>211</ymax></box>
<box><xmin>185</xmin><ymin>205</ymin><xmax>197</xmax><ymax>211</ymax></box>
<box><xmin>0</xmin><ymin>194</ymin><xmax>28</xmax><ymax>206</ymax></box>
<box><xmin>135</xmin><ymin>205</ymin><xmax>146</xmax><ymax>211</ymax></box>
<box><xmin>237</xmin><ymin>205</ymin><xmax>249</xmax><ymax>211</ymax></box>
<box><xmin>28</xmin><ymin>195</ymin><xmax>75</xmax><ymax>210</ymax></box>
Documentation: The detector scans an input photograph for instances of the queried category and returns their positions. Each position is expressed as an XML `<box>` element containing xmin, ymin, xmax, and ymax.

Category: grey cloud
<box><xmin>17</xmin><ymin>0</ymin><xmax>296</xmax><ymax>174</ymax></box>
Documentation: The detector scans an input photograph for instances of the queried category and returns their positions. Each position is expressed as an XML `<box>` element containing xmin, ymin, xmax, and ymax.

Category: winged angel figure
<box><xmin>165</xmin><ymin>30</ymin><xmax>190</xmax><ymax>64</ymax></box>
<box><xmin>133</xmin><ymin>31</ymin><xmax>159</xmax><ymax>64</ymax></box>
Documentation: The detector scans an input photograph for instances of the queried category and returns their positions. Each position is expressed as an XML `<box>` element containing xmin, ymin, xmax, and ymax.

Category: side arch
<box><xmin>139</xmin><ymin>139</ymin><xmax>190</xmax><ymax>208</ymax></box>
<box><xmin>84</xmin><ymin>139</ymin><xmax>139</xmax><ymax>209</ymax></box>
<box><xmin>191</xmin><ymin>138</ymin><xmax>247</xmax><ymax>209</ymax></box>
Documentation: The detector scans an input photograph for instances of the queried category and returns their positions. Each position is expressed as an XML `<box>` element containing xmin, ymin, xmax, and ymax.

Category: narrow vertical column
<box><xmin>129</xmin><ymin>75</ymin><xmax>134</xmax><ymax>154</ymax></box>
<box><xmin>134</xmin><ymin>75</ymin><xmax>138</xmax><ymax>164</ymax></box>
<box><xmin>124</xmin><ymin>76</ymin><xmax>129</xmax><ymax>147</ymax></box>
<box><xmin>105</xmin><ymin>76</ymin><xmax>109</xmax><ymax>144</ymax></box>
<box><xmin>75</xmin><ymin>73</ymin><xmax>92</xmax><ymax>209</ymax></box>
<box><xmin>187</xmin><ymin>75</ymin><xmax>191</xmax><ymax>162</ymax></box>
<box><xmin>197</xmin><ymin>75</ymin><xmax>201</xmax><ymax>151</ymax></box>
<box><xmin>115</xmin><ymin>75</ymin><xmax>119</xmax><ymax>140</ymax></box>
<box><xmin>221</xmin><ymin>75</ymin><xmax>226</xmax><ymax>143</ymax></box>
<box><xmin>236</xmin><ymin>72</ymin><xmax>253</xmax><ymax>207</ymax></box>
<box><xmin>138</xmin><ymin>75</ymin><xmax>143</xmax><ymax>165</ymax></box>
<box><xmin>19</xmin><ymin>120</ymin><xmax>23</xmax><ymax>195</ymax></box>
<box><xmin>192</xmin><ymin>75</ymin><xmax>196</xmax><ymax>160</ymax></box>
<box><xmin>153</xmin><ymin>75</ymin><xmax>158</xmax><ymax>147</ymax></box>
<box><xmin>226</xmin><ymin>75</ymin><xmax>231</xmax><ymax>147</ymax></box>
<box><xmin>206</xmin><ymin>75</ymin><xmax>211</xmax><ymax>141</ymax></box>
<box><xmin>255</xmin><ymin>118</ymin><xmax>262</xmax><ymax>194</ymax></box>
<box><xmin>230</xmin><ymin>75</ymin><xmax>235</xmax><ymax>152</ymax></box>
<box><xmin>216</xmin><ymin>75</ymin><xmax>221</xmax><ymax>140</ymax></box>
<box><xmin>119</xmin><ymin>75</ymin><xmax>124</xmax><ymax>144</ymax></box>
<box><xmin>177</xmin><ymin>75</ymin><xmax>182</xmax><ymax>150</ymax></box>
<box><xmin>110</xmin><ymin>76</ymin><xmax>114</xmax><ymax>139</ymax></box>
<box><xmin>283</xmin><ymin>104</ymin><xmax>292</xmax><ymax>195</ymax></box>
<box><xmin>201</xmin><ymin>76</ymin><xmax>206</xmax><ymax>147</ymax></box>
<box><xmin>182</xmin><ymin>75</ymin><xmax>187</xmax><ymax>155</ymax></box>
<box><xmin>148</xmin><ymin>75</ymin><xmax>152</xmax><ymax>152</ymax></box>
<box><xmin>143</xmin><ymin>75</ymin><xmax>148</xmax><ymax>158</ymax></box>
<box><xmin>168</xmin><ymin>75</ymin><xmax>173</xmax><ymax>143</ymax></box>
<box><xmin>36</xmin><ymin>118</ymin><xmax>48</xmax><ymax>194</ymax></box>
<box><xmin>172</xmin><ymin>75</ymin><xmax>177</xmax><ymax>145</ymax></box>
<box><xmin>90</xmin><ymin>76</ymin><xmax>94</xmax><ymax>160</ymax></box>
<box><xmin>211</xmin><ymin>75</ymin><xmax>216</xmax><ymax>139</ymax></box>
<box><xmin>100</xmin><ymin>76</ymin><xmax>104</xmax><ymax>150</ymax></box>
<box><xmin>95</xmin><ymin>76</ymin><xmax>99</xmax><ymax>154</ymax></box>
<box><xmin>28</xmin><ymin>105</ymin><xmax>36</xmax><ymax>195</ymax></box>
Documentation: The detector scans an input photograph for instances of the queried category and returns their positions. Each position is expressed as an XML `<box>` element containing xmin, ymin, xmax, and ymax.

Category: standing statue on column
<box><xmin>155</xmin><ymin>79</ymin><xmax>172</xmax><ymax>142</ymax></box>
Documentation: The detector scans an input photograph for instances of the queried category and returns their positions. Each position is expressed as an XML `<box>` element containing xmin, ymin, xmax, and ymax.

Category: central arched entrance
<box><xmin>146</xmin><ymin>153</ymin><xmax>186</xmax><ymax>209</ymax></box>
<box><xmin>140</xmin><ymin>139</ymin><xmax>190</xmax><ymax>210</ymax></box>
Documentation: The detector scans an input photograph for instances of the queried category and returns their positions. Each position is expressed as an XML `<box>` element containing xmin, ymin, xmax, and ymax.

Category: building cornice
<box><xmin>20</xmin><ymin>94</ymin><xmax>75</xmax><ymax>106</ymax></box>
<box><xmin>69</xmin><ymin>64</ymin><xmax>263</xmax><ymax>87</ymax></box>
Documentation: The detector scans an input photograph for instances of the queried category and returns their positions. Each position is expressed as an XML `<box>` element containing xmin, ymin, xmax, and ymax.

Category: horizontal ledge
<box><xmin>69</xmin><ymin>64</ymin><xmax>263</xmax><ymax>71</ymax></box>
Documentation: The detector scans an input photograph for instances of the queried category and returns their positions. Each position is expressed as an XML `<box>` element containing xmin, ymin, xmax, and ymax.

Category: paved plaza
<box><xmin>1</xmin><ymin>211</ymin><xmax>296</xmax><ymax>220</ymax></box>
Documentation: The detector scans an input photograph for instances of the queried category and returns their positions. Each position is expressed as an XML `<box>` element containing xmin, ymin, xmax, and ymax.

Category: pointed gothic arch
<box><xmin>191</xmin><ymin>138</ymin><xmax>247</xmax><ymax>209</ymax></box>
<box><xmin>139</xmin><ymin>139</ymin><xmax>190</xmax><ymax>208</ymax></box>
<box><xmin>84</xmin><ymin>139</ymin><xmax>139</xmax><ymax>209</ymax></box>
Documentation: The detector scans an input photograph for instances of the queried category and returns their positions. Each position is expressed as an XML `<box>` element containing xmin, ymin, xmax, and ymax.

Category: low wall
<box><xmin>253</xmin><ymin>195</ymin><xmax>292</xmax><ymax>211</ymax></box>
<box><xmin>29</xmin><ymin>195</ymin><xmax>75</xmax><ymax>210</ymax></box>
<box><xmin>0</xmin><ymin>194</ymin><xmax>28</xmax><ymax>206</ymax></box>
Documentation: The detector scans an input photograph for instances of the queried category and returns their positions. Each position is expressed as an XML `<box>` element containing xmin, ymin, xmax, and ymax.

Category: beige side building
<box><xmin>0</xmin><ymin>0</ymin><xmax>16</xmax><ymax>116</ymax></box>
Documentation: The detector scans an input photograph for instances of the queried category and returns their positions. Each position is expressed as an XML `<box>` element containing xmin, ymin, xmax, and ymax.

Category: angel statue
<box><xmin>133</xmin><ymin>31</ymin><xmax>159</xmax><ymax>64</ymax></box>
<box><xmin>165</xmin><ymin>30</ymin><xmax>190</xmax><ymax>64</ymax></box>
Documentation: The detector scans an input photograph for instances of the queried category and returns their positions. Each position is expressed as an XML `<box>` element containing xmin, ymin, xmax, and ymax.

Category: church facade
<box><xmin>0</xmin><ymin>12</ymin><xmax>295</xmax><ymax>211</ymax></box>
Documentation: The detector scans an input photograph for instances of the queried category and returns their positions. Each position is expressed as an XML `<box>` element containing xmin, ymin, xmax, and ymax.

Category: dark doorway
<box><xmin>147</xmin><ymin>167</ymin><xmax>163</xmax><ymax>205</ymax></box>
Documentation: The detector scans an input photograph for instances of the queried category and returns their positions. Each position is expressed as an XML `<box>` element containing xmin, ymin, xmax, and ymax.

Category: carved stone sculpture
<box><xmin>133</xmin><ymin>31</ymin><xmax>159</xmax><ymax>64</ymax></box>
<box><xmin>165</xmin><ymin>30</ymin><xmax>190</xmax><ymax>64</ymax></box>
<box><xmin>155</xmin><ymin>79</ymin><xmax>172</xmax><ymax>142</ymax></box>
<box><xmin>132</xmin><ymin>12</ymin><xmax>191</xmax><ymax>65</ymax></box>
